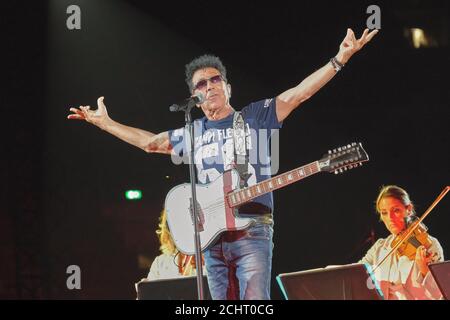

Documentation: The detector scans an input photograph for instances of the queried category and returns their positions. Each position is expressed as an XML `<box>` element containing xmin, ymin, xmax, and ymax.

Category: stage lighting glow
<box><xmin>125</xmin><ymin>190</ymin><xmax>142</xmax><ymax>200</ymax></box>
<box><xmin>411</xmin><ymin>28</ymin><xmax>427</xmax><ymax>48</ymax></box>
<box><xmin>404</xmin><ymin>28</ymin><xmax>439</xmax><ymax>49</ymax></box>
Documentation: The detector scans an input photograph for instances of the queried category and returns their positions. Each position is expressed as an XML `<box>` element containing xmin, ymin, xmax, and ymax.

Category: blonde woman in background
<box><xmin>147</xmin><ymin>209</ymin><xmax>202</xmax><ymax>280</ymax></box>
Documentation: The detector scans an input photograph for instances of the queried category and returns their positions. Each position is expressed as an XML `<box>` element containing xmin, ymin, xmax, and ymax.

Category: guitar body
<box><xmin>165</xmin><ymin>169</ymin><xmax>255</xmax><ymax>255</ymax></box>
<box><xmin>165</xmin><ymin>142</ymin><xmax>369</xmax><ymax>255</ymax></box>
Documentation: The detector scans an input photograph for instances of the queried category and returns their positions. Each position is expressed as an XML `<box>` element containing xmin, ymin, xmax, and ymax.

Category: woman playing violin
<box><xmin>360</xmin><ymin>185</ymin><xmax>444</xmax><ymax>300</ymax></box>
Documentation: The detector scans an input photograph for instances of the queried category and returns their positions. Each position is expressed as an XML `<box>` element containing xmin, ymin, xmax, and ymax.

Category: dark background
<box><xmin>1</xmin><ymin>0</ymin><xmax>449</xmax><ymax>299</ymax></box>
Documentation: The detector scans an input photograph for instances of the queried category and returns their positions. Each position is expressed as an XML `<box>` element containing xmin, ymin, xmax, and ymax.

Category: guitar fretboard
<box><xmin>227</xmin><ymin>161</ymin><xmax>320</xmax><ymax>207</ymax></box>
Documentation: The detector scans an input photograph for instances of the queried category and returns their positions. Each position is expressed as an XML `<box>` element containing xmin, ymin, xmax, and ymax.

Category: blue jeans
<box><xmin>204</xmin><ymin>223</ymin><xmax>273</xmax><ymax>300</ymax></box>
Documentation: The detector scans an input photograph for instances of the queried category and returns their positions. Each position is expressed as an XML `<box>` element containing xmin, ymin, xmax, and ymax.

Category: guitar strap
<box><xmin>232</xmin><ymin>111</ymin><xmax>252</xmax><ymax>188</ymax></box>
<box><xmin>232</xmin><ymin>111</ymin><xmax>272</xmax><ymax>218</ymax></box>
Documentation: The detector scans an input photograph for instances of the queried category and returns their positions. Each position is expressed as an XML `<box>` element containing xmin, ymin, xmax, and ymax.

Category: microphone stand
<box><xmin>178</xmin><ymin>99</ymin><xmax>205</xmax><ymax>300</ymax></box>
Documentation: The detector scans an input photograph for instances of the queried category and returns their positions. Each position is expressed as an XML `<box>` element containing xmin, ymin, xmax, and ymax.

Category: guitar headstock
<box><xmin>318</xmin><ymin>142</ymin><xmax>369</xmax><ymax>174</ymax></box>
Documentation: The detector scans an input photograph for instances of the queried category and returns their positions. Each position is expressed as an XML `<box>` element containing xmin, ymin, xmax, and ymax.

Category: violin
<box><xmin>178</xmin><ymin>254</ymin><xmax>193</xmax><ymax>275</ymax></box>
<box><xmin>178</xmin><ymin>253</ymin><xmax>204</xmax><ymax>276</ymax></box>
<box><xmin>391</xmin><ymin>218</ymin><xmax>433</xmax><ymax>260</ymax></box>
<box><xmin>374</xmin><ymin>186</ymin><xmax>449</xmax><ymax>271</ymax></box>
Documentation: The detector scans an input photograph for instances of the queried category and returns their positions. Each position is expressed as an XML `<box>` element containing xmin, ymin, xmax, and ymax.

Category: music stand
<box><xmin>429</xmin><ymin>260</ymin><xmax>450</xmax><ymax>300</ymax></box>
<box><xmin>136</xmin><ymin>276</ymin><xmax>211</xmax><ymax>300</ymax></box>
<box><xmin>276</xmin><ymin>263</ymin><xmax>383</xmax><ymax>300</ymax></box>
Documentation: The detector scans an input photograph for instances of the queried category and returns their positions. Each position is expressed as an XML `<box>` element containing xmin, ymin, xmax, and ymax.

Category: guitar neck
<box><xmin>227</xmin><ymin>161</ymin><xmax>321</xmax><ymax>208</ymax></box>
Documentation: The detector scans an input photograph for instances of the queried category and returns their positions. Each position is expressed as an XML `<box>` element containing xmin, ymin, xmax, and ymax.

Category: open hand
<box><xmin>336</xmin><ymin>28</ymin><xmax>379</xmax><ymax>64</ymax></box>
<box><xmin>67</xmin><ymin>96</ymin><xmax>110</xmax><ymax>129</ymax></box>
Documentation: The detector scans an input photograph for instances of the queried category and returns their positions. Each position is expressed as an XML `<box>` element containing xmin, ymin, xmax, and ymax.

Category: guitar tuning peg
<box><xmin>352</xmin><ymin>142</ymin><xmax>356</xmax><ymax>146</ymax></box>
<box><xmin>338</xmin><ymin>147</ymin><xmax>342</xmax><ymax>152</ymax></box>
<box><xmin>339</xmin><ymin>168</ymin><xmax>343</xmax><ymax>173</ymax></box>
<box><xmin>334</xmin><ymin>170</ymin><xmax>338</xmax><ymax>175</ymax></box>
<box><xmin>333</xmin><ymin>149</ymin><xmax>337</xmax><ymax>153</ymax></box>
<box><xmin>360</xmin><ymin>163</ymin><xmax>363</xmax><ymax>167</ymax></box>
<box><xmin>328</xmin><ymin>150</ymin><xmax>332</xmax><ymax>154</ymax></box>
<box><xmin>347</xmin><ymin>144</ymin><xmax>351</xmax><ymax>149</ymax></box>
<box><xmin>344</xmin><ymin>167</ymin><xmax>348</xmax><ymax>171</ymax></box>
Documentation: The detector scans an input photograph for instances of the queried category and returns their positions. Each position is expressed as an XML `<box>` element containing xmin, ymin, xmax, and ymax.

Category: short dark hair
<box><xmin>185</xmin><ymin>54</ymin><xmax>227</xmax><ymax>92</ymax></box>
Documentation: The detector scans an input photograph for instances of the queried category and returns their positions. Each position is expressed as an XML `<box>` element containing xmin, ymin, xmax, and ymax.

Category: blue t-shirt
<box><xmin>168</xmin><ymin>98</ymin><xmax>282</xmax><ymax>214</ymax></box>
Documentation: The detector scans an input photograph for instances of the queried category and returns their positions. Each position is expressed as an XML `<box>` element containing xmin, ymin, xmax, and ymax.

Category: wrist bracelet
<box><xmin>330</xmin><ymin>57</ymin><xmax>345</xmax><ymax>72</ymax></box>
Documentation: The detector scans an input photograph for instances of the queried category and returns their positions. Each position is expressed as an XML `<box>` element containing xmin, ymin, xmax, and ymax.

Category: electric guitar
<box><xmin>165</xmin><ymin>142</ymin><xmax>369</xmax><ymax>255</ymax></box>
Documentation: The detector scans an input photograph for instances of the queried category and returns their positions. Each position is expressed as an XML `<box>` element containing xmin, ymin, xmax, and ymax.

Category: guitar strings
<box><xmin>178</xmin><ymin>156</ymin><xmax>362</xmax><ymax>215</ymax></box>
<box><xmin>187</xmin><ymin>164</ymin><xmax>322</xmax><ymax>213</ymax></box>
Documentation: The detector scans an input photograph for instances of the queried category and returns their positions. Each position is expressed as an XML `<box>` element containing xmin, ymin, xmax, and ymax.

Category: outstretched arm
<box><xmin>276</xmin><ymin>28</ymin><xmax>378</xmax><ymax>122</ymax></box>
<box><xmin>68</xmin><ymin>96</ymin><xmax>172</xmax><ymax>155</ymax></box>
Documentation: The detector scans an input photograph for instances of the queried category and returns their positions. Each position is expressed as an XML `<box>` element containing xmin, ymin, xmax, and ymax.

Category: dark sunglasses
<box><xmin>193</xmin><ymin>75</ymin><xmax>223</xmax><ymax>91</ymax></box>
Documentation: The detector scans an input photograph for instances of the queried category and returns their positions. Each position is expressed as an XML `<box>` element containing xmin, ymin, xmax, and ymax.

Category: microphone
<box><xmin>169</xmin><ymin>93</ymin><xmax>204</xmax><ymax>112</ymax></box>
